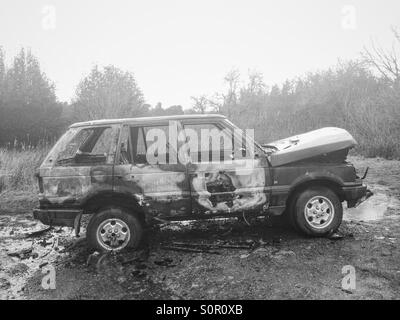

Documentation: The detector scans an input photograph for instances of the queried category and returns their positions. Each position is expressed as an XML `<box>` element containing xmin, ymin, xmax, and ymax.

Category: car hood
<box><xmin>264</xmin><ymin>127</ymin><xmax>357</xmax><ymax>167</ymax></box>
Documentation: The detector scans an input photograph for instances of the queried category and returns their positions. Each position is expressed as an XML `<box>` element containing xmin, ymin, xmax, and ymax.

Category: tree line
<box><xmin>190</xmin><ymin>28</ymin><xmax>400</xmax><ymax>158</ymax></box>
<box><xmin>0</xmin><ymin>49</ymin><xmax>186</xmax><ymax>149</ymax></box>
<box><xmin>1</xmin><ymin>27</ymin><xmax>399</xmax><ymax>158</ymax></box>
<box><xmin>0</xmin><ymin>48</ymin><xmax>64</xmax><ymax>147</ymax></box>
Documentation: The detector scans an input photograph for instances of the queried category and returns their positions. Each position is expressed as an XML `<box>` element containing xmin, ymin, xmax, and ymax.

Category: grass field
<box><xmin>0</xmin><ymin>148</ymin><xmax>47</xmax><ymax>192</ymax></box>
<box><xmin>0</xmin><ymin>148</ymin><xmax>48</xmax><ymax>213</ymax></box>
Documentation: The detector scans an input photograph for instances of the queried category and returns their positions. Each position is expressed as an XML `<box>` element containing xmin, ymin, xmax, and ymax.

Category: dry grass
<box><xmin>0</xmin><ymin>147</ymin><xmax>48</xmax><ymax>213</ymax></box>
<box><xmin>244</xmin><ymin>106</ymin><xmax>400</xmax><ymax>160</ymax></box>
<box><xmin>0</xmin><ymin>147</ymin><xmax>48</xmax><ymax>193</ymax></box>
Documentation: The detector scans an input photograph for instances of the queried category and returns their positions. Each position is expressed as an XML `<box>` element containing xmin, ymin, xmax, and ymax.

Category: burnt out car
<box><xmin>33</xmin><ymin>114</ymin><xmax>371</xmax><ymax>251</ymax></box>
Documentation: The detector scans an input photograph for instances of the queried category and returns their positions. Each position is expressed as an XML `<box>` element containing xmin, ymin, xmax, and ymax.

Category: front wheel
<box><xmin>292</xmin><ymin>186</ymin><xmax>342</xmax><ymax>236</ymax></box>
<box><xmin>87</xmin><ymin>207</ymin><xmax>144</xmax><ymax>252</ymax></box>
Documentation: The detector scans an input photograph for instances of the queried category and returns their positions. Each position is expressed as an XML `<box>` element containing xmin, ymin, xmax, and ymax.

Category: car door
<box><xmin>113</xmin><ymin>122</ymin><xmax>191</xmax><ymax>219</ymax></box>
<box><xmin>183</xmin><ymin>120</ymin><xmax>271</xmax><ymax>216</ymax></box>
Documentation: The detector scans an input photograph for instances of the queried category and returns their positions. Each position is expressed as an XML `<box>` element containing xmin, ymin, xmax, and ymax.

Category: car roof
<box><xmin>69</xmin><ymin>114</ymin><xmax>227</xmax><ymax>128</ymax></box>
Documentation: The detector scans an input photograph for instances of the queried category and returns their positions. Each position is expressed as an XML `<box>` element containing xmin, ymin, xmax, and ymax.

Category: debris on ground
<box><xmin>328</xmin><ymin>232</ymin><xmax>345</xmax><ymax>240</ymax></box>
<box><xmin>0</xmin><ymin>278</ymin><xmax>11</xmax><ymax>290</ymax></box>
<box><xmin>161</xmin><ymin>245</ymin><xmax>221</xmax><ymax>255</ymax></box>
<box><xmin>9</xmin><ymin>263</ymin><xmax>29</xmax><ymax>276</ymax></box>
<box><xmin>25</xmin><ymin>227</ymin><xmax>53</xmax><ymax>238</ymax></box>
<box><xmin>171</xmin><ymin>241</ymin><xmax>252</xmax><ymax>250</ymax></box>
<box><xmin>154</xmin><ymin>258</ymin><xmax>174</xmax><ymax>267</ymax></box>
<box><xmin>7</xmin><ymin>247</ymin><xmax>33</xmax><ymax>259</ymax></box>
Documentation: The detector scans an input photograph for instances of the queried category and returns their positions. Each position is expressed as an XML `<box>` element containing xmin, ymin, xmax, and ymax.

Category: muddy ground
<box><xmin>0</xmin><ymin>156</ymin><xmax>399</xmax><ymax>300</ymax></box>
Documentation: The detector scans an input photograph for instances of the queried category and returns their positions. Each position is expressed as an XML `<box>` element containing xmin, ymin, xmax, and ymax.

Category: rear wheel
<box><xmin>87</xmin><ymin>207</ymin><xmax>144</xmax><ymax>252</ymax></box>
<box><xmin>291</xmin><ymin>186</ymin><xmax>342</xmax><ymax>236</ymax></box>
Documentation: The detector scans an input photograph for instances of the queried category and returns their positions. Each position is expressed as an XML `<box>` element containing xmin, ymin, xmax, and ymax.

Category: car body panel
<box><xmin>267</xmin><ymin>127</ymin><xmax>357</xmax><ymax>167</ymax></box>
<box><xmin>37</xmin><ymin>125</ymin><xmax>120</xmax><ymax>209</ymax></box>
<box><xmin>188</xmin><ymin>157</ymin><xmax>271</xmax><ymax>215</ymax></box>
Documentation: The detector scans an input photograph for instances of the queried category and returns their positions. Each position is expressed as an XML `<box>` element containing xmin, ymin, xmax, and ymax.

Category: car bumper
<box><xmin>33</xmin><ymin>208</ymin><xmax>82</xmax><ymax>227</ymax></box>
<box><xmin>342</xmin><ymin>185</ymin><xmax>373</xmax><ymax>208</ymax></box>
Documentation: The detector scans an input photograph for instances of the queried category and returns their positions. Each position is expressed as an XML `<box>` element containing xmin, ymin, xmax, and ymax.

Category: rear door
<box><xmin>113</xmin><ymin>122</ymin><xmax>191</xmax><ymax>219</ymax></box>
<box><xmin>183</xmin><ymin>120</ymin><xmax>271</xmax><ymax>216</ymax></box>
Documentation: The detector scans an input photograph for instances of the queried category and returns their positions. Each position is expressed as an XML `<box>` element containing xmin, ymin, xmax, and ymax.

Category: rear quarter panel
<box><xmin>38</xmin><ymin>165</ymin><xmax>114</xmax><ymax>208</ymax></box>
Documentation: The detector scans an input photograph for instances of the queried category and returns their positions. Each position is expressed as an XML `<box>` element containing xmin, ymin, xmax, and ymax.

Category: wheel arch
<box><xmin>82</xmin><ymin>191</ymin><xmax>145</xmax><ymax>221</ymax></box>
<box><xmin>286</xmin><ymin>178</ymin><xmax>344</xmax><ymax>210</ymax></box>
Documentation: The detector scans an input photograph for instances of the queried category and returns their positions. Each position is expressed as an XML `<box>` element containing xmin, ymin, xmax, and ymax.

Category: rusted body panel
<box><xmin>33</xmin><ymin>114</ymin><xmax>369</xmax><ymax>228</ymax></box>
<box><xmin>113</xmin><ymin>163</ymin><xmax>191</xmax><ymax>218</ymax></box>
<box><xmin>37</xmin><ymin>125</ymin><xmax>120</xmax><ymax>212</ymax></box>
<box><xmin>188</xmin><ymin>158</ymin><xmax>271</xmax><ymax>215</ymax></box>
<box><xmin>38</xmin><ymin>165</ymin><xmax>114</xmax><ymax>208</ymax></box>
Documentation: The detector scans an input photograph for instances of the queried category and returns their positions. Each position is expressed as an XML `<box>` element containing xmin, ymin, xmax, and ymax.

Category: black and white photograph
<box><xmin>0</xmin><ymin>0</ymin><xmax>399</xmax><ymax>305</ymax></box>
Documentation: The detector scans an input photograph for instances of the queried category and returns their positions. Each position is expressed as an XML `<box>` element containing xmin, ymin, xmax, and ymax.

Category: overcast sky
<box><xmin>1</xmin><ymin>0</ymin><xmax>399</xmax><ymax>108</ymax></box>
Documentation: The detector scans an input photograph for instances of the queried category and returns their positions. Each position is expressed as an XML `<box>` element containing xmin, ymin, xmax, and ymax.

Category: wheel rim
<box><xmin>96</xmin><ymin>218</ymin><xmax>131</xmax><ymax>251</ymax></box>
<box><xmin>304</xmin><ymin>196</ymin><xmax>335</xmax><ymax>229</ymax></box>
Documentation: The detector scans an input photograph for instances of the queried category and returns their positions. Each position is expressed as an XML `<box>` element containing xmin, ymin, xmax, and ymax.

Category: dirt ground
<box><xmin>0</xmin><ymin>156</ymin><xmax>399</xmax><ymax>300</ymax></box>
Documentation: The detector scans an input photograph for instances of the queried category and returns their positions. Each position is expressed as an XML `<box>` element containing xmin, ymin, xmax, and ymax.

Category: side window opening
<box><xmin>127</xmin><ymin>125</ymin><xmax>175</xmax><ymax>165</ymax></box>
<box><xmin>56</xmin><ymin>126</ymin><xmax>119</xmax><ymax>166</ymax></box>
<box><xmin>183</xmin><ymin>123</ymin><xmax>239</xmax><ymax>163</ymax></box>
<box><xmin>56</xmin><ymin>129</ymin><xmax>93</xmax><ymax>162</ymax></box>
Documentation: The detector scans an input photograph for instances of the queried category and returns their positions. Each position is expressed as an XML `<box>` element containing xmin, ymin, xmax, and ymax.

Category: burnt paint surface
<box><xmin>188</xmin><ymin>157</ymin><xmax>271</xmax><ymax>215</ymax></box>
<box><xmin>38</xmin><ymin>125</ymin><xmax>119</xmax><ymax>209</ymax></box>
<box><xmin>40</xmin><ymin>159</ymin><xmax>357</xmax><ymax>218</ymax></box>
<box><xmin>113</xmin><ymin>162</ymin><xmax>191</xmax><ymax>218</ymax></box>
<box><xmin>39</xmin><ymin>165</ymin><xmax>114</xmax><ymax>209</ymax></box>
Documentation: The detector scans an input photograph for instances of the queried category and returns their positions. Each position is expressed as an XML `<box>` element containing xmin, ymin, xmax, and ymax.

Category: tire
<box><xmin>291</xmin><ymin>186</ymin><xmax>342</xmax><ymax>236</ymax></box>
<box><xmin>87</xmin><ymin>207</ymin><xmax>144</xmax><ymax>252</ymax></box>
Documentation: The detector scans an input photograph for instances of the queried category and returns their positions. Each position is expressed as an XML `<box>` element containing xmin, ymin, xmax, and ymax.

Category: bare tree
<box><xmin>190</xmin><ymin>95</ymin><xmax>209</xmax><ymax>114</ymax></box>
<box><xmin>246</xmin><ymin>70</ymin><xmax>266</xmax><ymax>95</ymax></box>
<box><xmin>223</xmin><ymin>69</ymin><xmax>240</xmax><ymax>106</ymax></box>
<box><xmin>362</xmin><ymin>27</ymin><xmax>400</xmax><ymax>84</ymax></box>
<box><xmin>206</xmin><ymin>93</ymin><xmax>224</xmax><ymax>113</ymax></box>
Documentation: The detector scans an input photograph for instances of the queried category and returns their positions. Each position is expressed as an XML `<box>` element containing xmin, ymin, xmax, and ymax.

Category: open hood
<box><xmin>264</xmin><ymin>127</ymin><xmax>357</xmax><ymax>167</ymax></box>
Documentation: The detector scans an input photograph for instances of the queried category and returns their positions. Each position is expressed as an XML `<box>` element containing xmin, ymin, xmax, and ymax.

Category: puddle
<box><xmin>344</xmin><ymin>187</ymin><xmax>400</xmax><ymax>222</ymax></box>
